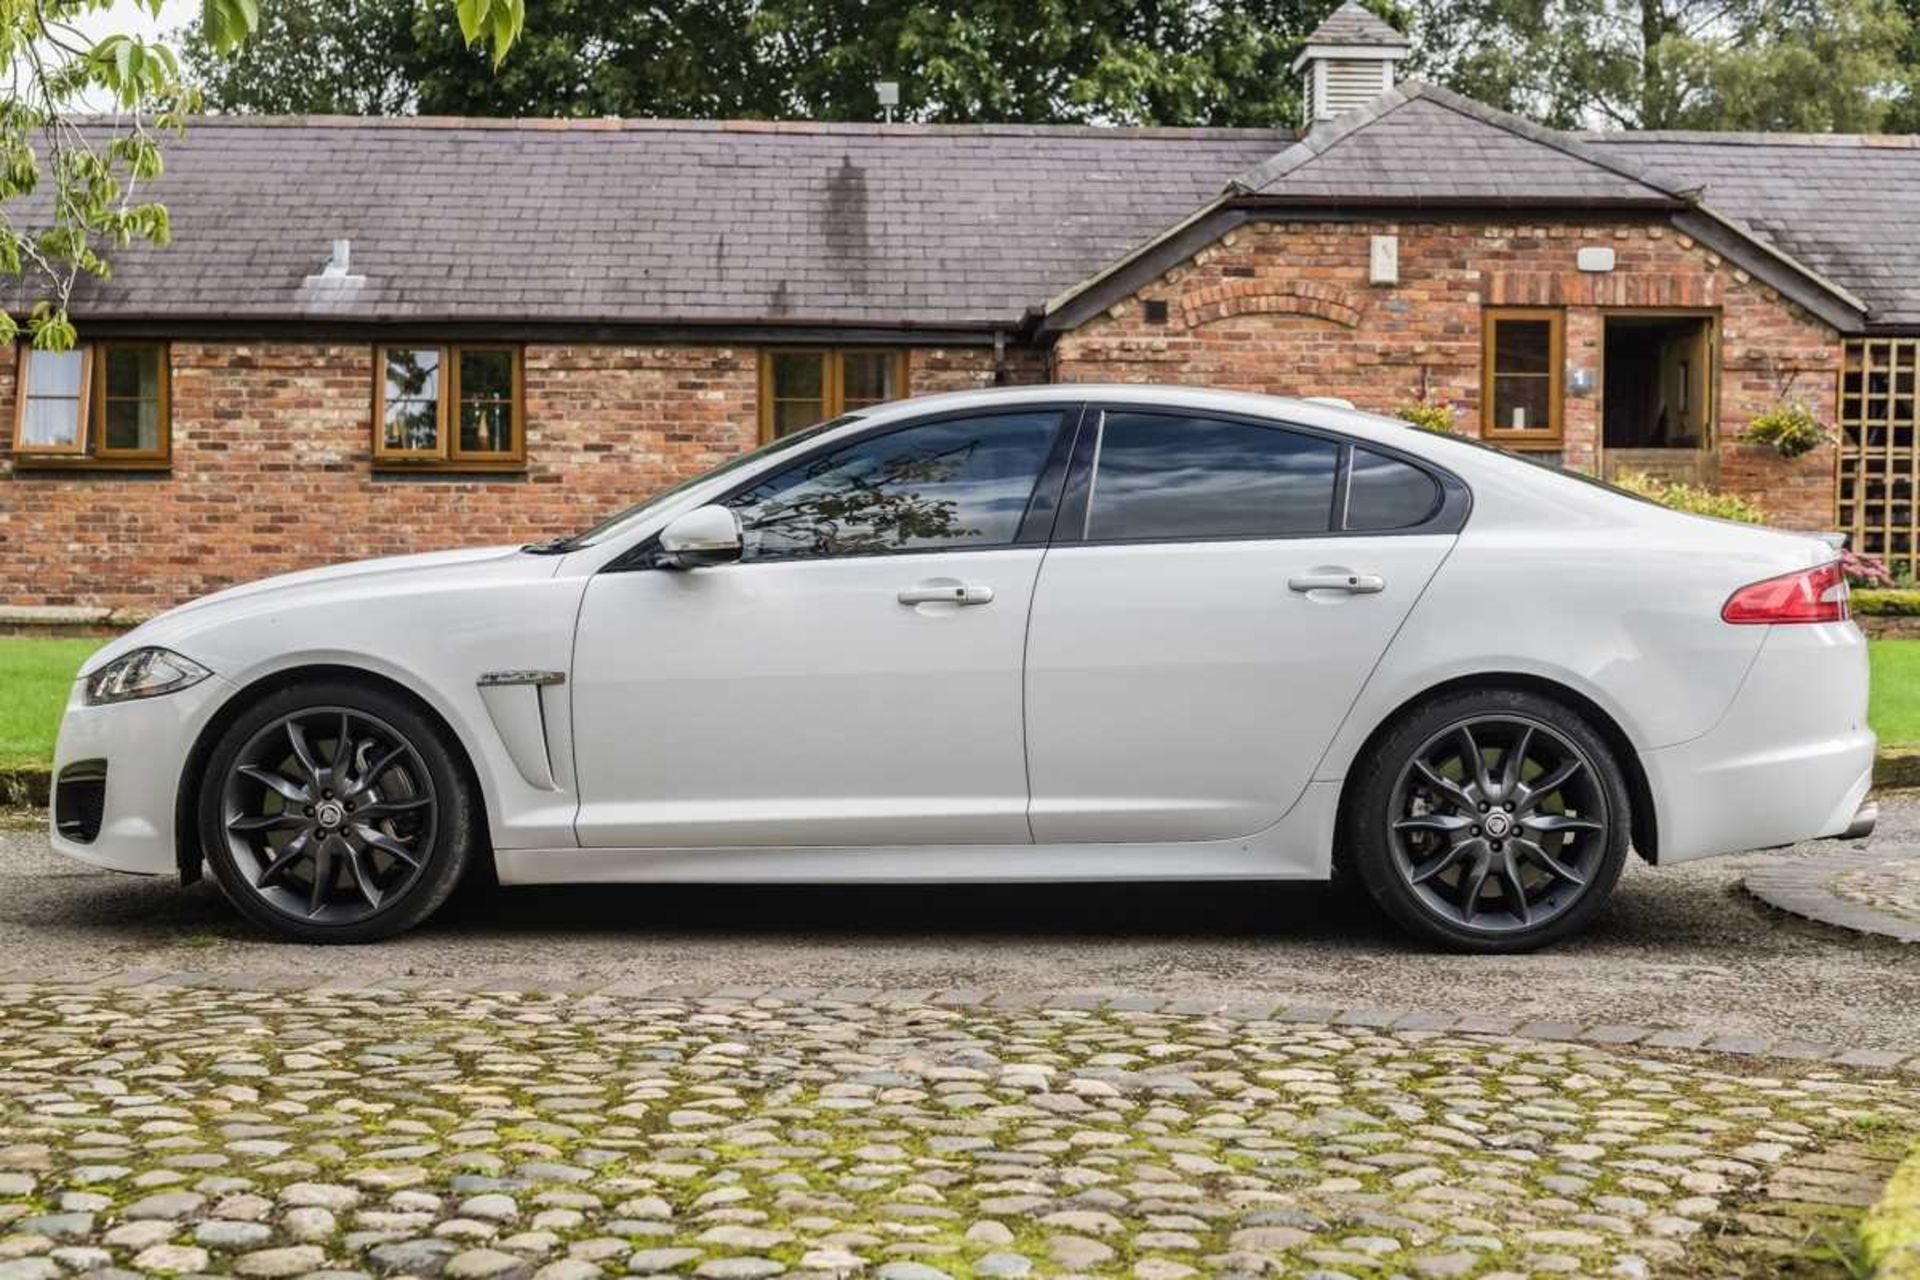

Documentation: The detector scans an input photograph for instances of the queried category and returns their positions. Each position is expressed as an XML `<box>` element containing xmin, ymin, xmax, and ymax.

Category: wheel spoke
<box><xmin>307</xmin><ymin>838</ymin><xmax>335</xmax><ymax>916</ymax></box>
<box><xmin>356</xmin><ymin>795</ymin><xmax>430</xmax><ymax>820</ymax></box>
<box><xmin>1520</xmin><ymin>812</ymin><xmax>1603</xmax><ymax>835</ymax></box>
<box><xmin>331</xmin><ymin>712</ymin><xmax>356</xmax><ymax>787</ymax></box>
<box><xmin>1495</xmin><ymin>847</ymin><xmax>1531</xmax><ymax>925</ymax></box>
<box><xmin>1409</xmin><ymin>837</ymin><xmax>1480</xmax><ymax>886</ymax></box>
<box><xmin>285</xmin><ymin>720</ymin><xmax>324</xmax><ymax>786</ymax></box>
<box><xmin>343</xmin><ymin>844</ymin><xmax>385</xmax><ymax>910</ymax></box>
<box><xmin>228</xmin><ymin>811</ymin><xmax>304</xmax><ymax>834</ymax></box>
<box><xmin>354</xmin><ymin>826</ymin><xmax>423</xmax><ymax>868</ymax></box>
<box><xmin>256</xmin><ymin>830</ymin><xmax>312</xmax><ymax>888</ymax></box>
<box><xmin>353</xmin><ymin>745</ymin><xmax>409</xmax><ymax>795</ymax></box>
<box><xmin>1515</xmin><ymin>757</ymin><xmax>1582</xmax><ymax>813</ymax></box>
<box><xmin>237</xmin><ymin>764</ymin><xmax>309</xmax><ymax>806</ymax></box>
<box><xmin>1413</xmin><ymin>759</ymin><xmax>1478</xmax><ymax>814</ymax></box>
<box><xmin>1393</xmin><ymin>812</ymin><xmax>1475</xmax><ymax>838</ymax></box>
<box><xmin>1512</xmin><ymin>836</ymin><xmax>1586</xmax><ymax>887</ymax></box>
<box><xmin>1497</xmin><ymin>725</ymin><xmax>1534</xmax><ymax>803</ymax></box>
<box><xmin>1454</xmin><ymin>724</ymin><xmax>1491</xmax><ymax>796</ymax></box>
<box><xmin>1457</xmin><ymin>849</ymin><xmax>1493</xmax><ymax>923</ymax></box>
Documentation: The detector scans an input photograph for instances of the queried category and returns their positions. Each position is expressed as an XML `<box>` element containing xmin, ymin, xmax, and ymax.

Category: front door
<box><xmin>571</xmin><ymin>407</ymin><xmax>1073</xmax><ymax>849</ymax></box>
<box><xmin>1601</xmin><ymin>313</ymin><xmax>1717</xmax><ymax>485</ymax></box>
<box><xmin>1024</xmin><ymin>408</ymin><xmax>1458</xmax><ymax>843</ymax></box>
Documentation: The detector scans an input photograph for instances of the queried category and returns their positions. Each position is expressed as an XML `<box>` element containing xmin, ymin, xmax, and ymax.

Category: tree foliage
<box><xmin>189</xmin><ymin>0</ymin><xmax>1333</xmax><ymax>126</ymax></box>
<box><xmin>1410</xmin><ymin>0</ymin><xmax>1915</xmax><ymax>130</ymax></box>
<box><xmin>1</xmin><ymin>0</ymin><xmax>520</xmax><ymax>352</ymax></box>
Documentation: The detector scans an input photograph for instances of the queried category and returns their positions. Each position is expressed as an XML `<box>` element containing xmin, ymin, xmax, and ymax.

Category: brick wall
<box><xmin>1054</xmin><ymin>217</ymin><xmax>1841</xmax><ymax>529</ymax></box>
<box><xmin>0</xmin><ymin>341</ymin><xmax>1016</xmax><ymax>611</ymax></box>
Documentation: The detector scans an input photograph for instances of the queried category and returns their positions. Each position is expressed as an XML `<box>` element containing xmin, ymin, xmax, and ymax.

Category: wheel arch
<box><xmin>173</xmin><ymin>662</ymin><xmax>494</xmax><ymax>884</ymax></box>
<box><xmin>1331</xmin><ymin>671</ymin><xmax>1659</xmax><ymax>868</ymax></box>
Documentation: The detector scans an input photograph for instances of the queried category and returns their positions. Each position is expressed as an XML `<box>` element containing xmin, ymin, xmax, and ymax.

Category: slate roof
<box><xmin>1232</xmin><ymin>83</ymin><xmax>1687</xmax><ymax>206</ymax></box>
<box><xmin>1586</xmin><ymin>132</ymin><xmax>1920</xmax><ymax>329</ymax></box>
<box><xmin>56</xmin><ymin>118</ymin><xmax>1284</xmax><ymax>330</ymax></box>
<box><xmin>1300</xmin><ymin>1</ymin><xmax>1410</xmax><ymax>49</ymax></box>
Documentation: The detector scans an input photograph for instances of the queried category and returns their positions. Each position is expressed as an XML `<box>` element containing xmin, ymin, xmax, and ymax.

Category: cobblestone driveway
<box><xmin>1</xmin><ymin>982</ymin><xmax>1913</xmax><ymax>1280</ymax></box>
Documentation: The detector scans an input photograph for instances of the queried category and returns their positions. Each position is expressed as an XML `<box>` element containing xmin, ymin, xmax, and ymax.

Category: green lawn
<box><xmin>0</xmin><ymin>637</ymin><xmax>103</xmax><ymax>770</ymax></box>
<box><xmin>0</xmin><ymin>634</ymin><xmax>1915</xmax><ymax>773</ymax></box>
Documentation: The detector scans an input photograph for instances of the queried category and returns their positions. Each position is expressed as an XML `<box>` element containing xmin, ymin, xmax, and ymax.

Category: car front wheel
<box><xmin>1348</xmin><ymin>688</ymin><xmax>1631</xmax><ymax>953</ymax></box>
<box><xmin>198</xmin><ymin>679</ymin><xmax>477</xmax><ymax>943</ymax></box>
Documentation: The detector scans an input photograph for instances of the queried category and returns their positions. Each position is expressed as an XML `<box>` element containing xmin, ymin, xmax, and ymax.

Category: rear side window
<box><xmin>1345</xmin><ymin>446</ymin><xmax>1443</xmax><ymax>531</ymax></box>
<box><xmin>1087</xmin><ymin>412</ymin><xmax>1339</xmax><ymax>541</ymax></box>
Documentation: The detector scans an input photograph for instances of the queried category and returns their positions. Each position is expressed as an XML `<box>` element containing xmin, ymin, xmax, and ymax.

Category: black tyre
<box><xmin>197</xmin><ymin>679</ymin><xmax>478</xmax><ymax>943</ymax></box>
<box><xmin>1347</xmin><ymin>687</ymin><xmax>1631</xmax><ymax>953</ymax></box>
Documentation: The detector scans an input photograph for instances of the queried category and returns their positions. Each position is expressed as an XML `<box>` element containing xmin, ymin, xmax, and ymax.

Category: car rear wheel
<box><xmin>198</xmin><ymin>679</ymin><xmax>477</xmax><ymax>943</ymax></box>
<box><xmin>1348</xmin><ymin>688</ymin><xmax>1631</xmax><ymax>953</ymax></box>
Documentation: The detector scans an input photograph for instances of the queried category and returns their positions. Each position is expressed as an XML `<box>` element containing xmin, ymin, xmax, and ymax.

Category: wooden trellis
<box><xmin>1838</xmin><ymin>339</ymin><xmax>1920</xmax><ymax>577</ymax></box>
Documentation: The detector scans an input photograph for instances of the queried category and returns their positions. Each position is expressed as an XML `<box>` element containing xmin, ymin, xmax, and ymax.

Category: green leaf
<box><xmin>455</xmin><ymin>0</ymin><xmax>487</xmax><ymax>45</ymax></box>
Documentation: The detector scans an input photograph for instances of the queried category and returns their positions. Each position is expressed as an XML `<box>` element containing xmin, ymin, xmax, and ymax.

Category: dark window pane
<box><xmin>459</xmin><ymin>349</ymin><xmax>514</xmax><ymax>401</ymax></box>
<box><xmin>460</xmin><ymin>401</ymin><xmax>513</xmax><ymax>454</ymax></box>
<box><xmin>1087</xmin><ymin>413</ymin><xmax>1338</xmax><ymax>541</ymax></box>
<box><xmin>842</xmin><ymin>352</ymin><xmax>898</xmax><ymax>407</ymax></box>
<box><xmin>1495</xmin><ymin>319</ymin><xmax>1552</xmax><ymax>375</ymax></box>
<box><xmin>104</xmin><ymin>346</ymin><xmax>160</xmax><ymax>399</ymax></box>
<box><xmin>1492</xmin><ymin>374</ymin><xmax>1552</xmax><ymax>432</ymax></box>
<box><xmin>771</xmin><ymin>352</ymin><xmax>824</xmax><ymax>400</ymax></box>
<box><xmin>103</xmin><ymin>399</ymin><xmax>160</xmax><ymax>453</ymax></box>
<box><xmin>1346</xmin><ymin>447</ymin><xmax>1441</xmax><ymax>531</ymax></box>
<box><xmin>729</xmin><ymin>412</ymin><xmax>1061</xmax><ymax>560</ymax></box>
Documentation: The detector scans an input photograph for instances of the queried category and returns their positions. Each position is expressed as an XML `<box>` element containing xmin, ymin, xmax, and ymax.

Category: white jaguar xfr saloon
<box><xmin>51</xmin><ymin>386</ymin><xmax>1876</xmax><ymax>951</ymax></box>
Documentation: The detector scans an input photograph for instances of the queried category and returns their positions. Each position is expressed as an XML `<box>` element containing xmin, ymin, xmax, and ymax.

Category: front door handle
<box><xmin>1288</xmin><ymin>571</ymin><xmax>1385</xmax><ymax>594</ymax></box>
<box><xmin>898</xmin><ymin>581</ymin><xmax>995</xmax><ymax>607</ymax></box>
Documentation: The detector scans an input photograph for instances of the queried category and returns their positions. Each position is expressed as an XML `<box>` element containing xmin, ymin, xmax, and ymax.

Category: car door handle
<box><xmin>898</xmin><ymin>582</ymin><xmax>995</xmax><ymax>606</ymax></box>
<box><xmin>1288</xmin><ymin>571</ymin><xmax>1385</xmax><ymax>594</ymax></box>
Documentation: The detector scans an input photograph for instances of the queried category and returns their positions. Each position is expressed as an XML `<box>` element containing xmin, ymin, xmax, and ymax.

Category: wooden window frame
<box><xmin>373</xmin><ymin>344</ymin><xmax>526</xmax><ymax>472</ymax></box>
<box><xmin>759</xmin><ymin>348</ymin><xmax>909</xmax><ymax>443</ymax></box>
<box><xmin>11</xmin><ymin>342</ymin><xmax>171</xmax><ymax>470</ymax></box>
<box><xmin>1482</xmin><ymin>308</ymin><xmax>1564</xmax><ymax>448</ymax></box>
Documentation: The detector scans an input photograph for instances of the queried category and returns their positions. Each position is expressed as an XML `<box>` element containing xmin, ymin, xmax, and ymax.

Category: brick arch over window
<box><xmin>1180</xmin><ymin>281</ymin><xmax>1365</xmax><ymax>330</ymax></box>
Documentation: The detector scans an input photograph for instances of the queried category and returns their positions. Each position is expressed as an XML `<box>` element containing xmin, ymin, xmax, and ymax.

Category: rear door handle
<box><xmin>898</xmin><ymin>582</ymin><xmax>995</xmax><ymax>606</ymax></box>
<box><xmin>1288</xmin><ymin>572</ymin><xmax>1385</xmax><ymax>594</ymax></box>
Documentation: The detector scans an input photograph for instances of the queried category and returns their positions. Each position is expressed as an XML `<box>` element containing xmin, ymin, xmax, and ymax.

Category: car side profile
<box><xmin>50</xmin><ymin>386</ymin><xmax>1876</xmax><ymax>951</ymax></box>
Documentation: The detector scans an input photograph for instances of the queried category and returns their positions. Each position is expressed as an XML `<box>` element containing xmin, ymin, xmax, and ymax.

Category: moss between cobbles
<box><xmin>0</xmin><ymin>990</ymin><xmax>1915</xmax><ymax>1280</ymax></box>
<box><xmin>1863</xmin><ymin>1142</ymin><xmax>1920</xmax><ymax>1280</ymax></box>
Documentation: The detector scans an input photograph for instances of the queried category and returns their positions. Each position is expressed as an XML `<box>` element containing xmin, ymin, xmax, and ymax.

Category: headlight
<box><xmin>83</xmin><ymin>647</ymin><xmax>213</xmax><ymax>706</ymax></box>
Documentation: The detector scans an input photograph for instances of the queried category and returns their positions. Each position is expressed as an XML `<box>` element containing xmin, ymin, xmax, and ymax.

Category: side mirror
<box><xmin>657</xmin><ymin>505</ymin><xmax>743</xmax><ymax>569</ymax></box>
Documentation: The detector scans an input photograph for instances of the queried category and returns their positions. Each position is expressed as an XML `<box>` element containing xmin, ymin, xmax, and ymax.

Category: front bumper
<box><xmin>49</xmin><ymin>672</ymin><xmax>234</xmax><ymax>876</ymax></box>
<box><xmin>1641</xmin><ymin>623</ymin><xmax>1875</xmax><ymax>864</ymax></box>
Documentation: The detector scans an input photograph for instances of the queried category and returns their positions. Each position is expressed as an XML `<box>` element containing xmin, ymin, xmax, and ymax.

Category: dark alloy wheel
<box><xmin>199</xmin><ymin>681</ymin><xmax>476</xmax><ymax>942</ymax></box>
<box><xmin>1349</xmin><ymin>688</ymin><xmax>1631</xmax><ymax>952</ymax></box>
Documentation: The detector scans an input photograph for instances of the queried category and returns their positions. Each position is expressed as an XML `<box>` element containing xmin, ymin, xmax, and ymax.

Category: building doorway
<box><xmin>1601</xmin><ymin>313</ymin><xmax>1716</xmax><ymax>485</ymax></box>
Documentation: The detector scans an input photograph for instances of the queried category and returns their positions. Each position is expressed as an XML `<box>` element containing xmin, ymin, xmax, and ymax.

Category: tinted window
<box><xmin>1087</xmin><ymin>412</ymin><xmax>1338</xmax><ymax>541</ymax></box>
<box><xmin>1345</xmin><ymin>447</ymin><xmax>1442</xmax><ymax>531</ymax></box>
<box><xmin>728</xmin><ymin>411</ymin><xmax>1061</xmax><ymax>561</ymax></box>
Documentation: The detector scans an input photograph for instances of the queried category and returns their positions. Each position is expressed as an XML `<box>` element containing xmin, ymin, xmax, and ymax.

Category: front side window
<box><xmin>761</xmin><ymin>349</ymin><xmax>908</xmax><ymax>441</ymax></box>
<box><xmin>1483</xmin><ymin>309</ymin><xmax>1564</xmax><ymax>445</ymax></box>
<box><xmin>1086</xmin><ymin>412</ymin><xmax>1340</xmax><ymax>542</ymax></box>
<box><xmin>727</xmin><ymin>411</ymin><xmax>1061</xmax><ymax>561</ymax></box>
<box><xmin>12</xmin><ymin>342</ymin><xmax>169</xmax><ymax>466</ymax></box>
<box><xmin>375</xmin><ymin>345</ymin><xmax>523</xmax><ymax>469</ymax></box>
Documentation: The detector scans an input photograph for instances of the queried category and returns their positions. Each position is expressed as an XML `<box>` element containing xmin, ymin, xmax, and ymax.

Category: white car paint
<box><xmin>51</xmin><ymin>385</ymin><xmax>1873</xmax><ymax>905</ymax></box>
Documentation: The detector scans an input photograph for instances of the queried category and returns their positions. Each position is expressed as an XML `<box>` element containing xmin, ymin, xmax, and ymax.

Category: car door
<box><xmin>571</xmin><ymin>405</ymin><xmax>1080</xmax><ymax>849</ymax></box>
<box><xmin>1024</xmin><ymin>407</ymin><xmax>1464</xmax><ymax>844</ymax></box>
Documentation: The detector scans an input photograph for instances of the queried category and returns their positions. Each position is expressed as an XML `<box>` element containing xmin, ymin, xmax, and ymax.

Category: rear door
<box><xmin>1023</xmin><ymin>407</ymin><xmax>1463</xmax><ymax>844</ymax></box>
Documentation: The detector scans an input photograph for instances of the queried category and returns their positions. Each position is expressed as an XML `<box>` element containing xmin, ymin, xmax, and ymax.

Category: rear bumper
<box><xmin>1641</xmin><ymin>622</ymin><xmax>1875</xmax><ymax>864</ymax></box>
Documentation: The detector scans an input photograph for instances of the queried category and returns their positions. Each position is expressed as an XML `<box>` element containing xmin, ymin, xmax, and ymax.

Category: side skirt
<box><xmin>496</xmin><ymin>780</ymin><xmax>1343</xmax><ymax>886</ymax></box>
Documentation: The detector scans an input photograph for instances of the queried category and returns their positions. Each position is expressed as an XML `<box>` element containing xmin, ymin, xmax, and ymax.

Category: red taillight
<box><xmin>1722</xmin><ymin>560</ymin><xmax>1850</xmax><ymax>624</ymax></box>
